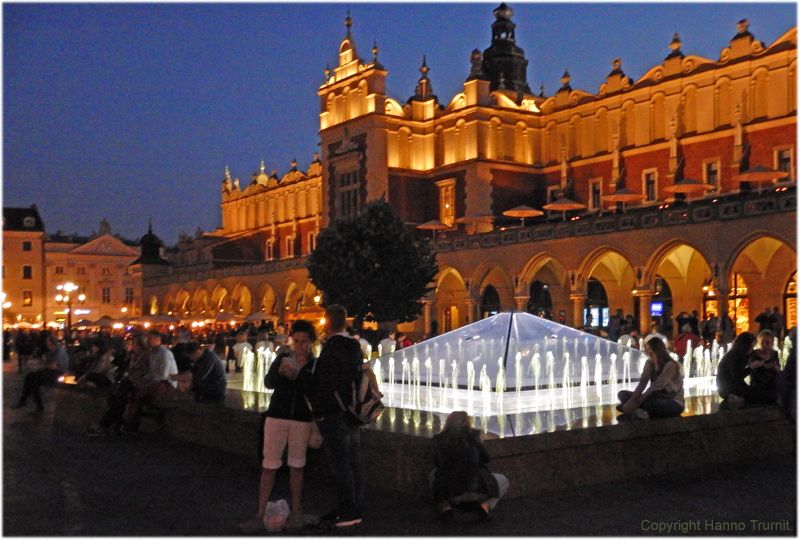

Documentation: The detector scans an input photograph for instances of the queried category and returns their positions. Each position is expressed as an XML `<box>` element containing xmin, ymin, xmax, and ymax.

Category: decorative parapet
<box><xmin>433</xmin><ymin>186</ymin><xmax>795</xmax><ymax>252</ymax></box>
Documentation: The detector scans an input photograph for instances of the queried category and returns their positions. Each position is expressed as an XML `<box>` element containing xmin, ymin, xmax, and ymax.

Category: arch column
<box><xmin>569</xmin><ymin>293</ymin><xmax>586</xmax><ymax>328</ymax></box>
<box><xmin>514</xmin><ymin>295</ymin><xmax>530</xmax><ymax>312</ymax></box>
<box><xmin>635</xmin><ymin>289</ymin><xmax>653</xmax><ymax>334</ymax></box>
<box><xmin>465</xmin><ymin>298</ymin><xmax>478</xmax><ymax>324</ymax></box>
<box><xmin>422</xmin><ymin>300</ymin><xmax>433</xmax><ymax>335</ymax></box>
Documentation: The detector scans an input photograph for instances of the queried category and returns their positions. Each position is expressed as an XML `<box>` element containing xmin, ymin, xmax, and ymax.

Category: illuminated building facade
<box><xmin>2</xmin><ymin>210</ymin><xmax>141</xmax><ymax>329</ymax></box>
<box><xmin>144</xmin><ymin>5</ymin><xmax>797</xmax><ymax>338</ymax></box>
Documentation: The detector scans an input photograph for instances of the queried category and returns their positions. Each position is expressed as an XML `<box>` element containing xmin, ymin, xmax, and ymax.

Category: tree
<box><xmin>307</xmin><ymin>200</ymin><xmax>438</xmax><ymax>327</ymax></box>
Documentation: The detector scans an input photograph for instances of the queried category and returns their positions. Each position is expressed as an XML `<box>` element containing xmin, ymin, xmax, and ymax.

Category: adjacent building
<box><xmin>141</xmin><ymin>5</ymin><xmax>797</xmax><ymax>339</ymax></box>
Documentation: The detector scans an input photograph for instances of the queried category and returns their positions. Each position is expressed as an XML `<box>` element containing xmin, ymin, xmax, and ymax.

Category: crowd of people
<box><xmin>5</xmin><ymin>304</ymin><xmax>795</xmax><ymax>531</ymax></box>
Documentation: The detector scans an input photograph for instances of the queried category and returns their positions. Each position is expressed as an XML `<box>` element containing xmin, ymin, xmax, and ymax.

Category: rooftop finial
<box><xmin>260</xmin><ymin>159</ymin><xmax>265</xmax><ymax>174</ymax></box>
<box><xmin>148</xmin><ymin>218</ymin><xmax>153</xmax><ymax>234</ymax></box>
<box><xmin>669</xmin><ymin>32</ymin><xmax>682</xmax><ymax>51</ymax></box>
<box><xmin>345</xmin><ymin>10</ymin><xmax>352</xmax><ymax>36</ymax></box>
<box><xmin>225</xmin><ymin>165</ymin><xmax>231</xmax><ymax>180</ymax></box>
<box><xmin>372</xmin><ymin>39</ymin><xmax>378</xmax><ymax>62</ymax></box>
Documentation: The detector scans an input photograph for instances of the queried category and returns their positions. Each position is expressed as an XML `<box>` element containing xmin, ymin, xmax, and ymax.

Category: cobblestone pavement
<box><xmin>3</xmin><ymin>363</ymin><xmax>796</xmax><ymax>536</ymax></box>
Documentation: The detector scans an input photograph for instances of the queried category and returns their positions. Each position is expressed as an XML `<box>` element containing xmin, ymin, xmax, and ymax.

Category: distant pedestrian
<box><xmin>16</xmin><ymin>334</ymin><xmax>68</xmax><ymax>411</ymax></box>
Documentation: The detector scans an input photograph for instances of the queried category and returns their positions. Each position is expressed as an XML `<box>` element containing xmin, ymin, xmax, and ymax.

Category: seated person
<box><xmin>430</xmin><ymin>411</ymin><xmax>509</xmax><ymax>522</ymax></box>
<box><xmin>178</xmin><ymin>342</ymin><xmax>227</xmax><ymax>404</ymax></box>
<box><xmin>76</xmin><ymin>338</ymin><xmax>116</xmax><ymax>389</ymax></box>
<box><xmin>617</xmin><ymin>336</ymin><xmax>684</xmax><ymax>419</ymax></box>
<box><xmin>16</xmin><ymin>334</ymin><xmax>69</xmax><ymax>412</ymax></box>
<box><xmin>378</xmin><ymin>331</ymin><xmax>396</xmax><ymax>357</ymax></box>
<box><xmin>746</xmin><ymin>330</ymin><xmax>782</xmax><ymax>406</ymax></box>
<box><xmin>716</xmin><ymin>332</ymin><xmax>757</xmax><ymax>408</ymax></box>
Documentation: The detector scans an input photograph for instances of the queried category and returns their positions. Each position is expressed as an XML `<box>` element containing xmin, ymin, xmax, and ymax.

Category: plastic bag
<box><xmin>264</xmin><ymin>499</ymin><xmax>290</xmax><ymax>532</ymax></box>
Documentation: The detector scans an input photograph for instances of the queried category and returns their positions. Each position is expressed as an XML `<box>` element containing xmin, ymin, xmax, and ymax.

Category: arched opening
<box><xmin>211</xmin><ymin>287</ymin><xmax>229</xmax><ymax>315</ymax></box>
<box><xmin>784</xmin><ymin>272</ymin><xmax>797</xmax><ymax>331</ymax></box>
<box><xmin>435</xmin><ymin>268</ymin><xmax>467</xmax><ymax>332</ymax></box>
<box><xmin>651</xmin><ymin>276</ymin><xmax>673</xmax><ymax>337</ymax></box>
<box><xmin>526</xmin><ymin>281</ymin><xmax>553</xmax><ymax>319</ymax></box>
<box><xmin>728</xmin><ymin>272</ymin><xmax>749</xmax><ymax>336</ymax></box>
<box><xmin>147</xmin><ymin>295</ymin><xmax>159</xmax><ymax>316</ymax></box>
<box><xmin>480</xmin><ymin>285</ymin><xmax>501</xmax><ymax>319</ymax></box>
<box><xmin>584</xmin><ymin>277</ymin><xmax>608</xmax><ymax>328</ymax></box>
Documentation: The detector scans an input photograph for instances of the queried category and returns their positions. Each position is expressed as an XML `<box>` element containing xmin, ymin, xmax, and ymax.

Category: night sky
<box><xmin>4</xmin><ymin>3</ymin><xmax>796</xmax><ymax>245</ymax></box>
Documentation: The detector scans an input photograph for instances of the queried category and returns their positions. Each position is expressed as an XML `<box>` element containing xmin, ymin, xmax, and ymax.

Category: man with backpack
<box><xmin>307</xmin><ymin>304</ymin><xmax>365</xmax><ymax>528</ymax></box>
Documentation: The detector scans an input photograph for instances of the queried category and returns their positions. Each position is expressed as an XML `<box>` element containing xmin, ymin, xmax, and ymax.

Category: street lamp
<box><xmin>55</xmin><ymin>282</ymin><xmax>85</xmax><ymax>342</ymax></box>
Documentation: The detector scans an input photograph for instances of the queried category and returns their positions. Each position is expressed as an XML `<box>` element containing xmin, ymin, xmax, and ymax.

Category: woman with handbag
<box><xmin>430</xmin><ymin>411</ymin><xmax>509</xmax><ymax>522</ymax></box>
<box><xmin>245</xmin><ymin>319</ymin><xmax>318</xmax><ymax>531</ymax></box>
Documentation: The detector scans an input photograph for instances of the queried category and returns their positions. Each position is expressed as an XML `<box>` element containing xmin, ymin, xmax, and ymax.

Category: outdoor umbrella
<box><xmin>502</xmin><ymin>205</ymin><xmax>544</xmax><ymax>227</ymax></box>
<box><xmin>72</xmin><ymin>319</ymin><xmax>95</xmax><ymax>328</ymax></box>
<box><xmin>454</xmin><ymin>214</ymin><xmax>493</xmax><ymax>234</ymax></box>
<box><xmin>542</xmin><ymin>197</ymin><xmax>587</xmax><ymax>221</ymax></box>
<box><xmin>733</xmin><ymin>165</ymin><xmax>789</xmax><ymax>193</ymax></box>
<box><xmin>601</xmin><ymin>188</ymin><xmax>646</xmax><ymax>212</ymax></box>
<box><xmin>416</xmin><ymin>219</ymin><xmax>450</xmax><ymax>242</ymax></box>
<box><xmin>662</xmin><ymin>178</ymin><xmax>714</xmax><ymax>200</ymax></box>
<box><xmin>93</xmin><ymin>316</ymin><xmax>116</xmax><ymax>327</ymax></box>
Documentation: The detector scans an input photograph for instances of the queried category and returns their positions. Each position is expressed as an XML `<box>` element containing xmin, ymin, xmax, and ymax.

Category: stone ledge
<box><xmin>54</xmin><ymin>384</ymin><xmax>795</xmax><ymax>499</ymax></box>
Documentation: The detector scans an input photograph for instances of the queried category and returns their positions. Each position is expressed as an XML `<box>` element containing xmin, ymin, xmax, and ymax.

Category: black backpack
<box><xmin>335</xmin><ymin>362</ymin><xmax>385</xmax><ymax>425</ymax></box>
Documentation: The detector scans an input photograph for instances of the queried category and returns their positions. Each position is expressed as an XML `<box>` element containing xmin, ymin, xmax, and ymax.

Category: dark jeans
<box><xmin>19</xmin><ymin>369</ymin><xmax>61</xmax><ymax>408</ymax></box>
<box><xmin>618</xmin><ymin>390</ymin><xmax>683</xmax><ymax>419</ymax></box>
<box><xmin>99</xmin><ymin>380</ymin><xmax>135</xmax><ymax>429</ymax></box>
<box><xmin>125</xmin><ymin>381</ymin><xmax>176</xmax><ymax>430</ymax></box>
<box><xmin>317</xmin><ymin>411</ymin><xmax>364</xmax><ymax>520</ymax></box>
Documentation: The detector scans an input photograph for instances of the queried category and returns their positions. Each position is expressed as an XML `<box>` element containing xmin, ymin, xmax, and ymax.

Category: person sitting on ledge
<box><xmin>745</xmin><ymin>330</ymin><xmax>782</xmax><ymax>407</ymax></box>
<box><xmin>430</xmin><ymin>411</ymin><xmax>509</xmax><ymax>522</ymax></box>
<box><xmin>617</xmin><ymin>336</ymin><xmax>684</xmax><ymax>420</ymax></box>
<box><xmin>716</xmin><ymin>332</ymin><xmax>757</xmax><ymax>410</ymax></box>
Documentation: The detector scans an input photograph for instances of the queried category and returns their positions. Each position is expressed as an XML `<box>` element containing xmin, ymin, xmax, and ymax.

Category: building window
<box><xmin>775</xmin><ymin>148</ymin><xmax>794</xmax><ymax>180</ymax></box>
<box><xmin>589</xmin><ymin>179</ymin><xmax>602</xmax><ymax>210</ymax></box>
<box><xmin>22</xmin><ymin>241</ymin><xmax>32</xmax><ymax>252</ymax></box>
<box><xmin>643</xmin><ymin>170</ymin><xmax>658</xmax><ymax>202</ymax></box>
<box><xmin>436</xmin><ymin>178</ymin><xmax>456</xmax><ymax>226</ymax></box>
<box><xmin>336</xmin><ymin>170</ymin><xmax>360</xmax><ymax>219</ymax></box>
<box><xmin>22</xmin><ymin>216</ymin><xmax>35</xmax><ymax>228</ymax></box>
<box><xmin>55</xmin><ymin>266</ymin><xmax>64</xmax><ymax>274</ymax></box>
<box><xmin>77</xmin><ymin>267</ymin><xmax>86</xmax><ymax>275</ymax></box>
<box><xmin>284</xmin><ymin>235</ymin><xmax>295</xmax><ymax>258</ymax></box>
<box><xmin>308</xmin><ymin>232</ymin><xmax>317</xmax><ymax>253</ymax></box>
<box><xmin>22</xmin><ymin>266</ymin><xmax>32</xmax><ymax>280</ymax></box>
<box><xmin>22</xmin><ymin>291</ymin><xmax>33</xmax><ymax>307</ymax></box>
<box><xmin>101</xmin><ymin>267</ymin><xmax>111</xmax><ymax>276</ymax></box>
<box><xmin>266</xmin><ymin>239</ymin><xmax>275</xmax><ymax>261</ymax></box>
<box><xmin>704</xmin><ymin>160</ymin><xmax>720</xmax><ymax>191</ymax></box>
<box><xmin>102</xmin><ymin>287</ymin><xmax>111</xmax><ymax>304</ymax></box>
<box><xmin>125</xmin><ymin>287</ymin><xmax>134</xmax><ymax>304</ymax></box>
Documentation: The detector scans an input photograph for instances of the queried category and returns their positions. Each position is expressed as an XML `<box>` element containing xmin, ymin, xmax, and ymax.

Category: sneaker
<box><xmin>334</xmin><ymin>517</ymin><xmax>362</xmax><ymax>527</ymax></box>
<box><xmin>85</xmin><ymin>426</ymin><xmax>108</xmax><ymax>437</ymax></box>
<box><xmin>632</xmin><ymin>408</ymin><xmax>649</xmax><ymax>420</ymax></box>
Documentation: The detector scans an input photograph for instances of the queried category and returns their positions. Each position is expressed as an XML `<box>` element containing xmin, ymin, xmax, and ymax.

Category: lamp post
<box><xmin>55</xmin><ymin>283</ymin><xmax>85</xmax><ymax>342</ymax></box>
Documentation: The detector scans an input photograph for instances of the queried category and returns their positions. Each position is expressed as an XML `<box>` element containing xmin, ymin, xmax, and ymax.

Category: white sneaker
<box><xmin>334</xmin><ymin>517</ymin><xmax>362</xmax><ymax>527</ymax></box>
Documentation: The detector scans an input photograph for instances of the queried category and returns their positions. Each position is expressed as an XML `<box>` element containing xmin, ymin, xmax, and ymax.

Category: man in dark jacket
<box><xmin>186</xmin><ymin>342</ymin><xmax>227</xmax><ymax>404</ymax></box>
<box><xmin>307</xmin><ymin>304</ymin><xmax>364</xmax><ymax>528</ymax></box>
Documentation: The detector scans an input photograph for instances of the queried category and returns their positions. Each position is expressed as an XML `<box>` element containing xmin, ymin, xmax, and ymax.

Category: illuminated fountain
<box><xmin>235</xmin><ymin>311</ymin><xmax>743</xmax><ymax>437</ymax></box>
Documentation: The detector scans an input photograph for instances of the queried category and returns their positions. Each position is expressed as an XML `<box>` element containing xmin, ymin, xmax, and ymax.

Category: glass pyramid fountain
<box><xmin>375</xmin><ymin>311</ymin><xmax>648</xmax><ymax>391</ymax></box>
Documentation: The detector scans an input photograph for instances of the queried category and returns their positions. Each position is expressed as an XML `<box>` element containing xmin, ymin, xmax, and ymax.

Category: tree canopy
<box><xmin>306</xmin><ymin>200</ymin><xmax>438</xmax><ymax>326</ymax></box>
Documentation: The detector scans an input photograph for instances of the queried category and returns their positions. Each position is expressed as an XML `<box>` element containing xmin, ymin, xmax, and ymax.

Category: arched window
<box><xmin>397</xmin><ymin>128</ymin><xmax>412</xmax><ymax>169</ymax></box>
<box><xmin>681</xmin><ymin>86</ymin><xmax>697</xmax><ymax>134</ymax></box>
<box><xmin>595</xmin><ymin>110</ymin><xmax>608</xmax><ymax>154</ymax></box>
<box><xmin>454</xmin><ymin>120</ymin><xmax>467</xmax><ymax>162</ymax></box>
<box><xmin>526</xmin><ymin>281</ymin><xmax>553</xmax><ymax>319</ymax></box>
<box><xmin>715</xmin><ymin>78</ymin><xmax>732</xmax><ymax>127</ymax></box>
<box><xmin>480</xmin><ymin>285</ymin><xmax>501</xmax><ymax>319</ymax></box>
<box><xmin>584</xmin><ymin>278</ymin><xmax>609</xmax><ymax>328</ymax></box>
<box><xmin>728</xmin><ymin>273</ymin><xmax>749</xmax><ymax>336</ymax></box>
<box><xmin>434</xmin><ymin>126</ymin><xmax>444</xmax><ymax>167</ymax></box>
<box><xmin>621</xmin><ymin>101</ymin><xmax>635</xmax><ymax>148</ymax></box>
<box><xmin>784</xmin><ymin>272</ymin><xmax>797</xmax><ymax>331</ymax></box>
<box><xmin>651</xmin><ymin>276</ymin><xmax>673</xmax><ymax>337</ymax></box>
<box><xmin>751</xmin><ymin>69</ymin><xmax>769</xmax><ymax>120</ymax></box>
<box><xmin>650</xmin><ymin>94</ymin><xmax>665</xmax><ymax>142</ymax></box>
<box><xmin>569</xmin><ymin>115</ymin><xmax>581</xmax><ymax>159</ymax></box>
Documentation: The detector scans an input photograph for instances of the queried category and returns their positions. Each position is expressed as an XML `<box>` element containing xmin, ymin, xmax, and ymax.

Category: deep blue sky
<box><xmin>4</xmin><ymin>3</ymin><xmax>796</xmax><ymax>245</ymax></box>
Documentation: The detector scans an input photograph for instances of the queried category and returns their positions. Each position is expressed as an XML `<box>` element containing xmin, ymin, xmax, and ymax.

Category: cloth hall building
<box><xmin>140</xmin><ymin>5</ymin><xmax>797</xmax><ymax>340</ymax></box>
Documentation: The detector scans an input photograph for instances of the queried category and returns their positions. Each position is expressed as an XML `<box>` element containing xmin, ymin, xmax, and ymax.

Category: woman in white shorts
<box><xmin>258</xmin><ymin>319</ymin><xmax>317</xmax><ymax>522</ymax></box>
